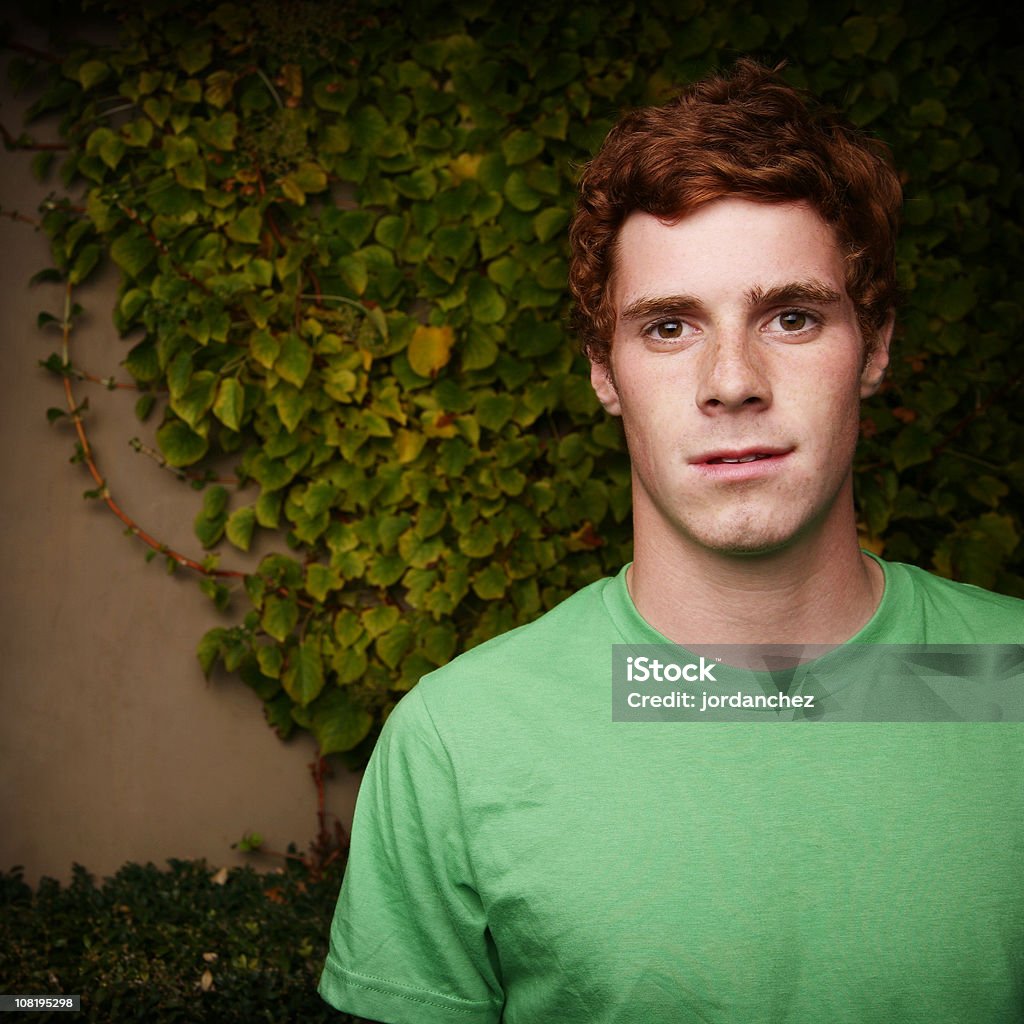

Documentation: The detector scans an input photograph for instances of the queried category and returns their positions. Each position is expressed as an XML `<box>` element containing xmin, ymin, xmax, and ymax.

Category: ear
<box><xmin>590</xmin><ymin>359</ymin><xmax>622</xmax><ymax>416</ymax></box>
<box><xmin>859</xmin><ymin>314</ymin><xmax>894</xmax><ymax>398</ymax></box>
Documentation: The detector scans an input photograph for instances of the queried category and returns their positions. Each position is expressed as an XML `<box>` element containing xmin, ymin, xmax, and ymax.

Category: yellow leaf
<box><xmin>450</xmin><ymin>152</ymin><xmax>481</xmax><ymax>182</ymax></box>
<box><xmin>408</xmin><ymin>325</ymin><xmax>454</xmax><ymax>378</ymax></box>
<box><xmin>200</xmin><ymin>969</ymin><xmax>214</xmax><ymax>991</ymax></box>
<box><xmin>210</xmin><ymin>866</ymin><xmax>229</xmax><ymax>885</ymax></box>
<box><xmin>279</xmin><ymin>176</ymin><xmax>306</xmax><ymax>206</ymax></box>
<box><xmin>204</xmin><ymin>70</ymin><xmax>235</xmax><ymax>109</ymax></box>
<box><xmin>395</xmin><ymin>428</ymin><xmax>427</xmax><ymax>464</ymax></box>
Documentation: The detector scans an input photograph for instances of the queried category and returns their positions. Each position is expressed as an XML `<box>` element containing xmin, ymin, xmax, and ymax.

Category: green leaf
<box><xmin>256</xmin><ymin>490</ymin><xmax>283</xmax><ymax>528</ymax></box>
<box><xmin>377</xmin><ymin>621</ymin><xmax>414</xmax><ymax>669</ymax></box>
<box><xmin>194</xmin><ymin>509</ymin><xmax>226</xmax><ymax>548</ymax></box>
<box><xmin>257</xmin><ymin>644</ymin><xmax>283</xmax><ymax>679</ymax></box>
<box><xmin>936</xmin><ymin>278</ymin><xmax>976</xmax><ymax>322</ymax></box>
<box><xmin>275</xmin><ymin>334</ymin><xmax>313</xmax><ymax>388</ymax></box>
<box><xmin>421</xmin><ymin>623</ymin><xmax>456</xmax><ymax>664</ymax></box>
<box><xmin>502</xmin><ymin>129</ymin><xmax>544</xmax><ymax>165</ymax></box>
<box><xmin>434</xmin><ymin>224</ymin><xmax>475</xmax><ymax>262</ymax></box>
<box><xmin>487</xmin><ymin>255</ymin><xmax>523</xmax><ymax>291</ymax></box>
<box><xmin>310</xmin><ymin>688</ymin><xmax>373</xmax><ymax>755</ymax></box>
<box><xmin>156</xmin><ymin>419</ymin><xmax>208</xmax><ymax>466</ymax></box>
<box><xmin>196</xmin><ymin>112</ymin><xmax>238</xmax><ymax>150</ymax></box>
<box><xmin>909</xmin><ymin>98</ymin><xmax>946</xmax><ymax>127</ymax></box>
<box><xmin>171</xmin><ymin>370</ymin><xmax>217</xmax><ymax>428</ymax></box>
<box><xmin>841</xmin><ymin>15</ymin><xmax>878</xmax><ymax>54</ymax></box>
<box><xmin>461</xmin><ymin>326</ymin><xmax>498</xmax><ymax>370</ymax></box>
<box><xmin>472</xmin><ymin>562</ymin><xmax>507</xmax><ymax>599</ymax></box>
<box><xmin>394</xmin><ymin>168</ymin><xmax>437</xmax><ymax>199</ymax></box>
<box><xmin>504</xmin><ymin>170</ymin><xmax>542</xmax><ymax>211</ymax></box>
<box><xmin>468</xmin><ymin>276</ymin><xmax>506</xmax><ymax>324</ymax></box>
<box><xmin>196</xmin><ymin>628</ymin><xmax>225</xmax><ymax>675</ymax></box>
<box><xmin>533</xmin><ymin>206</ymin><xmax>570</xmax><ymax>243</ymax></box>
<box><xmin>891</xmin><ymin>425</ymin><xmax>933</xmax><ymax>471</ymax></box>
<box><xmin>110</xmin><ymin>231</ymin><xmax>156</xmax><ymax>279</ymax></box>
<box><xmin>273</xmin><ymin>387</ymin><xmax>311</xmax><ymax>432</ymax></box>
<box><xmin>305</xmin><ymin>563</ymin><xmax>341</xmax><ymax>602</ymax></box>
<box><xmin>78</xmin><ymin>60</ymin><xmax>109</xmax><ymax>91</ymax></box>
<box><xmin>179</xmin><ymin>40</ymin><xmax>212</xmax><ymax>74</ymax></box>
<box><xmin>213</xmin><ymin>378</ymin><xmax>245</xmax><ymax>430</ymax></box>
<box><xmin>98</xmin><ymin>134</ymin><xmax>126</xmax><ymax>170</ymax></box>
<box><xmin>262</xmin><ymin>593</ymin><xmax>298</xmax><ymax>642</ymax></box>
<box><xmin>282</xmin><ymin>639</ymin><xmax>325</xmax><ymax>706</ymax></box>
<box><xmin>135</xmin><ymin>394</ymin><xmax>155</xmax><ymax>421</ymax></box>
<box><xmin>293</xmin><ymin>161</ymin><xmax>328</xmax><ymax>193</ymax></box>
<box><xmin>250</xmin><ymin>328</ymin><xmax>280</xmax><ymax>368</ymax></box>
<box><xmin>363</xmin><ymin>604</ymin><xmax>400</xmax><ymax>638</ymax></box>
<box><xmin>332</xmin><ymin>645</ymin><xmax>368</xmax><ymax>684</ymax></box>
<box><xmin>69</xmin><ymin>244</ymin><xmax>101</xmax><ymax>285</ymax></box>
<box><xmin>534</xmin><ymin>106</ymin><xmax>569</xmax><ymax>140</ymax></box>
<box><xmin>162</xmin><ymin>134</ymin><xmax>198</xmax><ymax>168</ymax></box>
<box><xmin>202</xmin><ymin>485</ymin><xmax>229</xmax><ymax>518</ymax></box>
<box><xmin>226</xmin><ymin>206</ymin><xmax>263</xmax><ymax>244</ymax></box>
<box><xmin>226</xmin><ymin>506</ymin><xmax>257</xmax><ymax>551</ymax></box>
<box><xmin>477</xmin><ymin>392</ymin><xmax>515</xmax><ymax>431</ymax></box>
<box><xmin>366</xmin><ymin>553</ymin><xmax>405</xmax><ymax>586</ymax></box>
<box><xmin>458</xmin><ymin>522</ymin><xmax>497</xmax><ymax>557</ymax></box>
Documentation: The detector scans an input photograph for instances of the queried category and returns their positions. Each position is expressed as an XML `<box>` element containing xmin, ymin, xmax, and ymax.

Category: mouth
<box><xmin>707</xmin><ymin>453</ymin><xmax>774</xmax><ymax>465</ymax></box>
<box><xmin>694</xmin><ymin>448</ymin><xmax>791</xmax><ymax>466</ymax></box>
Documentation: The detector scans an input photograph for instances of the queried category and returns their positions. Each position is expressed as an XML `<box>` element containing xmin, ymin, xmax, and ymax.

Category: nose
<box><xmin>695</xmin><ymin>330</ymin><xmax>771</xmax><ymax>413</ymax></box>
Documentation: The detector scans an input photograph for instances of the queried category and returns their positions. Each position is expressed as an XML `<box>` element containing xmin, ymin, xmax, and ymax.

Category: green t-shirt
<box><xmin>320</xmin><ymin>559</ymin><xmax>1024</xmax><ymax>1023</ymax></box>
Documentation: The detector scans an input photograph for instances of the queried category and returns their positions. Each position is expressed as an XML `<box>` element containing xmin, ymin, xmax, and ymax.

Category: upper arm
<box><xmin>319</xmin><ymin>689</ymin><xmax>503</xmax><ymax>1024</ymax></box>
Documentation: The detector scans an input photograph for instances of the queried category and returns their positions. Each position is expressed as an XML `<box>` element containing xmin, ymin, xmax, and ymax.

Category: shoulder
<box><xmin>382</xmin><ymin>572</ymin><xmax>624</xmax><ymax>745</ymax></box>
<box><xmin>419</xmin><ymin>572</ymin><xmax>619</xmax><ymax>691</ymax></box>
<box><xmin>875</xmin><ymin>556</ymin><xmax>1024</xmax><ymax>642</ymax></box>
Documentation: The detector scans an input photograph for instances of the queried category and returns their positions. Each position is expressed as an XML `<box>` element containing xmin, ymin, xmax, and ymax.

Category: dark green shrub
<box><xmin>0</xmin><ymin>858</ymin><xmax>351</xmax><ymax>1022</ymax></box>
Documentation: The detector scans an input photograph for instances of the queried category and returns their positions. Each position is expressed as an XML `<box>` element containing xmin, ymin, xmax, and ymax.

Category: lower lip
<box><xmin>693</xmin><ymin>452</ymin><xmax>792</xmax><ymax>481</ymax></box>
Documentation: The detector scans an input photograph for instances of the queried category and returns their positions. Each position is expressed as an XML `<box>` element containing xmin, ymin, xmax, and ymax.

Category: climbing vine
<box><xmin>6</xmin><ymin>0</ymin><xmax>1022</xmax><ymax>764</ymax></box>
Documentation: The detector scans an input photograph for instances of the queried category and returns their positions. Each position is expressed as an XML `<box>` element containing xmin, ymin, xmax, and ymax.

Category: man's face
<box><xmin>592</xmin><ymin>198</ymin><xmax>891</xmax><ymax>559</ymax></box>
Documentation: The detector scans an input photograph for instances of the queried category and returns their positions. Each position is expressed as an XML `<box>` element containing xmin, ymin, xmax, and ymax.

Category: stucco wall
<box><xmin>0</xmin><ymin>23</ymin><xmax>360</xmax><ymax>886</ymax></box>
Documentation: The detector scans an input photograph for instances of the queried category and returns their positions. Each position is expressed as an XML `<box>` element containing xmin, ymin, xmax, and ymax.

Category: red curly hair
<box><xmin>569</xmin><ymin>60</ymin><xmax>902</xmax><ymax>366</ymax></box>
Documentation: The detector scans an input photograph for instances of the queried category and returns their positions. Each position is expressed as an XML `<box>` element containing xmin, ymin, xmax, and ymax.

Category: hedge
<box><xmin>0</xmin><ymin>857</ymin><xmax>351</xmax><ymax>1022</ymax></box>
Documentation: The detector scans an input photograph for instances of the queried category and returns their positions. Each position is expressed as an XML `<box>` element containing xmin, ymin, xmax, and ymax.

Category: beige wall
<box><xmin>0</xmin><ymin>28</ymin><xmax>360</xmax><ymax>886</ymax></box>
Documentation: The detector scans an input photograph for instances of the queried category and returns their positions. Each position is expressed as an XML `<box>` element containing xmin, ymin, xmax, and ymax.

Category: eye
<box><xmin>768</xmin><ymin>309</ymin><xmax>819</xmax><ymax>334</ymax></box>
<box><xmin>643</xmin><ymin>319</ymin><xmax>697</xmax><ymax>342</ymax></box>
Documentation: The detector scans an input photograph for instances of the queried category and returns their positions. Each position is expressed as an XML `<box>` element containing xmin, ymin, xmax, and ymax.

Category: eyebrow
<box><xmin>617</xmin><ymin>279</ymin><xmax>844</xmax><ymax>325</ymax></box>
<box><xmin>748</xmin><ymin>280</ymin><xmax>844</xmax><ymax>308</ymax></box>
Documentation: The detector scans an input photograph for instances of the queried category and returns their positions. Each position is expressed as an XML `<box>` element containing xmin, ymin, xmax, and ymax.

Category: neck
<box><xmin>628</xmin><ymin>505</ymin><xmax>884</xmax><ymax>647</ymax></box>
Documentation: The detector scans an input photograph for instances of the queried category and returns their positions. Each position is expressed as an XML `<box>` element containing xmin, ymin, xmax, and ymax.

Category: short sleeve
<box><xmin>319</xmin><ymin>687</ymin><xmax>504</xmax><ymax>1023</ymax></box>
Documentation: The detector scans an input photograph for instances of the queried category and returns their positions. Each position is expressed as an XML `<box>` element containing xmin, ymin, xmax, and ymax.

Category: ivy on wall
<box><xmin>7</xmin><ymin>0</ymin><xmax>1022</xmax><ymax>764</ymax></box>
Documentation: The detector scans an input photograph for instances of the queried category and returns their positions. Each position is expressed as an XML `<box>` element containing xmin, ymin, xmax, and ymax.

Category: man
<box><xmin>320</xmin><ymin>60</ymin><xmax>1023</xmax><ymax>1023</ymax></box>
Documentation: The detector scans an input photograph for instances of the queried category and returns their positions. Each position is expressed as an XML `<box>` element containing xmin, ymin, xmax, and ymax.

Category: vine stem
<box><xmin>0</xmin><ymin>207</ymin><xmax>42</xmax><ymax>228</ymax></box>
<box><xmin>0</xmin><ymin>121</ymin><xmax>68</xmax><ymax>150</ymax></box>
<box><xmin>59</xmin><ymin>281</ymin><xmax>245</xmax><ymax>579</ymax></box>
<box><xmin>3</xmin><ymin>39</ymin><xmax>61</xmax><ymax>62</ymax></box>
<box><xmin>129</xmin><ymin>437</ymin><xmax>239</xmax><ymax>485</ymax></box>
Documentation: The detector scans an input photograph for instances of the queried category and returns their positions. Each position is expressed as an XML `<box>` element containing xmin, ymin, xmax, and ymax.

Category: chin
<box><xmin>697</xmin><ymin>533</ymin><xmax>795</xmax><ymax>557</ymax></box>
<box><xmin>682</xmin><ymin>512</ymin><xmax>809</xmax><ymax>558</ymax></box>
